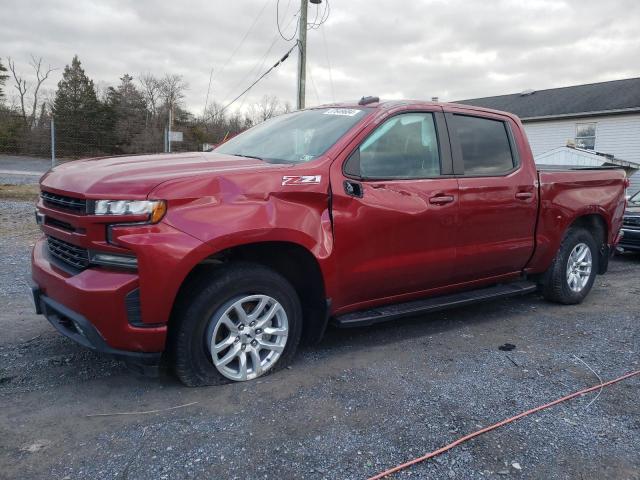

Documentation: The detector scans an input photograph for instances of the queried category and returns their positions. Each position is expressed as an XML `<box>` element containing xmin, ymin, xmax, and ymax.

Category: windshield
<box><xmin>215</xmin><ymin>108</ymin><xmax>368</xmax><ymax>164</ymax></box>
<box><xmin>630</xmin><ymin>190</ymin><xmax>640</xmax><ymax>205</ymax></box>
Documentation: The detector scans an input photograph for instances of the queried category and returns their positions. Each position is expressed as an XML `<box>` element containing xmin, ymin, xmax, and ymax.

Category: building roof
<box><xmin>455</xmin><ymin>77</ymin><xmax>640</xmax><ymax>121</ymax></box>
<box><xmin>536</xmin><ymin>146</ymin><xmax>640</xmax><ymax>169</ymax></box>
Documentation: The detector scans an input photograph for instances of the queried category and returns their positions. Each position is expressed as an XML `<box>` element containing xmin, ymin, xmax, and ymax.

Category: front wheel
<box><xmin>541</xmin><ymin>227</ymin><xmax>599</xmax><ymax>304</ymax></box>
<box><xmin>170</xmin><ymin>263</ymin><xmax>302</xmax><ymax>386</ymax></box>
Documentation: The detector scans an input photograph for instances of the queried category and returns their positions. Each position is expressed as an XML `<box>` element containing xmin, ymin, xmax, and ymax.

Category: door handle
<box><xmin>515</xmin><ymin>192</ymin><xmax>533</xmax><ymax>200</ymax></box>
<box><xmin>429</xmin><ymin>194</ymin><xmax>455</xmax><ymax>205</ymax></box>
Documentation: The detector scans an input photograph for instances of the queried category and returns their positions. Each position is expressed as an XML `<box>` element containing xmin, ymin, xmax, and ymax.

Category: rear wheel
<box><xmin>541</xmin><ymin>227</ymin><xmax>598</xmax><ymax>304</ymax></box>
<box><xmin>171</xmin><ymin>263</ymin><xmax>302</xmax><ymax>386</ymax></box>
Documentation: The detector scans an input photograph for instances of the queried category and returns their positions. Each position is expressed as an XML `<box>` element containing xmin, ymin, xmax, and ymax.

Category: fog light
<box><xmin>89</xmin><ymin>251</ymin><xmax>138</xmax><ymax>269</ymax></box>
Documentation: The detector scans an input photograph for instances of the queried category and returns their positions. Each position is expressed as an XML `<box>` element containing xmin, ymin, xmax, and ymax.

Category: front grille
<box><xmin>45</xmin><ymin>217</ymin><xmax>76</xmax><ymax>232</ymax></box>
<box><xmin>623</xmin><ymin>216</ymin><xmax>640</xmax><ymax>228</ymax></box>
<box><xmin>47</xmin><ymin>236</ymin><xmax>90</xmax><ymax>270</ymax></box>
<box><xmin>41</xmin><ymin>191</ymin><xmax>87</xmax><ymax>213</ymax></box>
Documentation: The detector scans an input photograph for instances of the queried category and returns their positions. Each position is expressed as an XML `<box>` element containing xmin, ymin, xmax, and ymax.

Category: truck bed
<box><xmin>525</xmin><ymin>167</ymin><xmax>627</xmax><ymax>273</ymax></box>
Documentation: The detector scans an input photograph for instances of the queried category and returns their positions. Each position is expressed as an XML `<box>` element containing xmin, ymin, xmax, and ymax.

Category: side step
<box><xmin>333</xmin><ymin>281</ymin><xmax>538</xmax><ymax>328</ymax></box>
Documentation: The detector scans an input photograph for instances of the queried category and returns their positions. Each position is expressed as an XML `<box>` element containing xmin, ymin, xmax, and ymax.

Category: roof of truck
<box><xmin>314</xmin><ymin>99</ymin><xmax>515</xmax><ymax>118</ymax></box>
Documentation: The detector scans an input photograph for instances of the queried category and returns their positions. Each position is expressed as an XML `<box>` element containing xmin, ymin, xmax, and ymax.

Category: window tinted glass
<box><xmin>453</xmin><ymin>115</ymin><xmax>515</xmax><ymax>175</ymax></box>
<box><xmin>353</xmin><ymin>113</ymin><xmax>441</xmax><ymax>179</ymax></box>
<box><xmin>215</xmin><ymin>108</ymin><xmax>367</xmax><ymax>164</ymax></box>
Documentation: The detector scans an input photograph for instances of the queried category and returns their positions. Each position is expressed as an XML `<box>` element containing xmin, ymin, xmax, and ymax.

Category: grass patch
<box><xmin>0</xmin><ymin>184</ymin><xmax>40</xmax><ymax>201</ymax></box>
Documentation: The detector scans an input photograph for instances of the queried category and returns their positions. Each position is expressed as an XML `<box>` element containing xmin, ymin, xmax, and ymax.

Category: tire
<box><xmin>170</xmin><ymin>263</ymin><xmax>302</xmax><ymax>386</ymax></box>
<box><xmin>541</xmin><ymin>227</ymin><xmax>599</xmax><ymax>305</ymax></box>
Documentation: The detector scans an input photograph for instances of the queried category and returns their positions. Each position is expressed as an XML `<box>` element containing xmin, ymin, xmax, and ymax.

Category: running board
<box><xmin>333</xmin><ymin>281</ymin><xmax>538</xmax><ymax>328</ymax></box>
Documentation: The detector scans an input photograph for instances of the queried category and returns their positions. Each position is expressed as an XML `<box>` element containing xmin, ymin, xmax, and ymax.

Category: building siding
<box><xmin>523</xmin><ymin>113</ymin><xmax>640</xmax><ymax>164</ymax></box>
<box><xmin>629</xmin><ymin>171</ymin><xmax>640</xmax><ymax>197</ymax></box>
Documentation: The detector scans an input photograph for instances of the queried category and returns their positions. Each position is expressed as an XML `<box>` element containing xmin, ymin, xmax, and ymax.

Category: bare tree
<box><xmin>7</xmin><ymin>55</ymin><xmax>55</xmax><ymax>128</ymax></box>
<box><xmin>139</xmin><ymin>73</ymin><xmax>161</xmax><ymax>119</ymax></box>
<box><xmin>7</xmin><ymin>58</ymin><xmax>27</xmax><ymax>124</ymax></box>
<box><xmin>248</xmin><ymin>94</ymin><xmax>287</xmax><ymax>125</ymax></box>
<box><xmin>203</xmin><ymin>101</ymin><xmax>225</xmax><ymax>126</ymax></box>
<box><xmin>159</xmin><ymin>74</ymin><xmax>187</xmax><ymax>127</ymax></box>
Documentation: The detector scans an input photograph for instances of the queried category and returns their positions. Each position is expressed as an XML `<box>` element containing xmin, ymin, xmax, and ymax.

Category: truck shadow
<box><xmin>315</xmin><ymin>292</ymin><xmax>546</xmax><ymax>353</ymax></box>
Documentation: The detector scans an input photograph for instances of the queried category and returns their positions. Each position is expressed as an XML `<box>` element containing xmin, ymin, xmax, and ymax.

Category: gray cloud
<box><xmin>2</xmin><ymin>0</ymin><xmax>639</xmax><ymax>114</ymax></box>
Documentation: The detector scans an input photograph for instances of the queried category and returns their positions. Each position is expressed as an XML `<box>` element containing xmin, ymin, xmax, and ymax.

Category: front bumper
<box><xmin>32</xmin><ymin>287</ymin><xmax>161</xmax><ymax>368</ymax></box>
<box><xmin>618</xmin><ymin>228</ymin><xmax>640</xmax><ymax>251</ymax></box>
<box><xmin>31</xmin><ymin>238</ymin><xmax>167</xmax><ymax>357</ymax></box>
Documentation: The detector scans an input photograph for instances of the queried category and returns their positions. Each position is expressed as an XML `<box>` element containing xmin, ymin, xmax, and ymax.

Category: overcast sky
<box><xmin>2</xmin><ymin>0</ymin><xmax>640</xmax><ymax>115</ymax></box>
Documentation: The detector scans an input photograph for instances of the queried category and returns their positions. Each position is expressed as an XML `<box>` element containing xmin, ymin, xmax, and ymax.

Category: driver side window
<box><xmin>345</xmin><ymin>113</ymin><xmax>441</xmax><ymax>179</ymax></box>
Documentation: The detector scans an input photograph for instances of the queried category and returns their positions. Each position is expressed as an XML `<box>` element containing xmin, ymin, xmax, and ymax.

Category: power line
<box><xmin>308</xmin><ymin>0</ymin><xmax>330</xmax><ymax>29</ymax></box>
<box><xmin>202</xmin><ymin>67</ymin><xmax>214</xmax><ymax>118</ymax></box>
<box><xmin>218</xmin><ymin>43</ymin><xmax>298</xmax><ymax>115</ymax></box>
<box><xmin>276</xmin><ymin>0</ymin><xmax>300</xmax><ymax>41</ymax></box>
<box><xmin>202</xmin><ymin>0</ymin><xmax>272</xmax><ymax>113</ymax></box>
<box><xmin>220</xmin><ymin>33</ymin><xmax>280</xmax><ymax>108</ymax></box>
<box><xmin>321</xmin><ymin>24</ymin><xmax>335</xmax><ymax>102</ymax></box>
<box><xmin>308</xmin><ymin>66</ymin><xmax>321</xmax><ymax>105</ymax></box>
<box><xmin>212</xmin><ymin>0</ymin><xmax>272</xmax><ymax>83</ymax></box>
<box><xmin>221</xmin><ymin>3</ymin><xmax>299</xmax><ymax>109</ymax></box>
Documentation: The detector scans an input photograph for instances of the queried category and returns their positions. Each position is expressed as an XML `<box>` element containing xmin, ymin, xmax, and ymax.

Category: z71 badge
<box><xmin>281</xmin><ymin>175</ymin><xmax>322</xmax><ymax>186</ymax></box>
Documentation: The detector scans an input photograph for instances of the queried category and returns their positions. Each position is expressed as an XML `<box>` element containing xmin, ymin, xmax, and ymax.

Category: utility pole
<box><xmin>296</xmin><ymin>0</ymin><xmax>308</xmax><ymax>110</ymax></box>
<box><xmin>168</xmin><ymin>108</ymin><xmax>172</xmax><ymax>153</ymax></box>
<box><xmin>50</xmin><ymin>116</ymin><xmax>56</xmax><ymax>167</ymax></box>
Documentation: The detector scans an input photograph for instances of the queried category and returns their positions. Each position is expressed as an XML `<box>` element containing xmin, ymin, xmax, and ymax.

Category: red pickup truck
<box><xmin>32</xmin><ymin>98</ymin><xmax>627</xmax><ymax>386</ymax></box>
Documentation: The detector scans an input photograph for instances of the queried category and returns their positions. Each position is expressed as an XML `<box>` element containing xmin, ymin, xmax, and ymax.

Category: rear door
<box><xmin>445</xmin><ymin>108</ymin><xmax>538</xmax><ymax>282</ymax></box>
<box><xmin>330</xmin><ymin>109</ymin><xmax>459</xmax><ymax>310</ymax></box>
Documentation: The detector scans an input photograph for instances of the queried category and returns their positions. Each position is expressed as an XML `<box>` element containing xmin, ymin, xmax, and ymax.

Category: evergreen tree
<box><xmin>0</xmin><ymin>58</ymin><xmax>8</xmax><ymax>101</ymax></box>
<box><xmin>52</xmin><ymin>55</ymin><xmax>101</xmax><ymax>156</ymax></box>
<box><xmin>105</xmin><ymin>74</ymin><xmax>148</xmax><ymax>152</ymax></box>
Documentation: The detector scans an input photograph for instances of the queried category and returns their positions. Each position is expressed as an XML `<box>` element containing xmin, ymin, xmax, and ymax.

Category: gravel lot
<box><xmin>1</xmin><ymin>199</ymin><xmax>638</xmax><ymax>480</ymax></box>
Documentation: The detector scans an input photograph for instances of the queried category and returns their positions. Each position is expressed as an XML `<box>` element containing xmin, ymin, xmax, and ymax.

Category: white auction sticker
<box><xmin>323</xmin><ymin>108</ymin><xmax>360</xmax><ymax>116</ymax></box>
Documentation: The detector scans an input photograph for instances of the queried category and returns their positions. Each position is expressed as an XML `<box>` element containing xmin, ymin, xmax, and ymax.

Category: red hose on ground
<box><xmin>368</xmin><ymin>369</ymin><xmax>640</xmax><ymax>480</ymax></box>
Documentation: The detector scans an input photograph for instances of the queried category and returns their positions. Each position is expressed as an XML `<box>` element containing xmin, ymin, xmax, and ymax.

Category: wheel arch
<box><xmin>567</xmin><ymin>213</ymin><xmax>609</xmax><ymax>274</ymax></box>
<box><xmin>527</xmin><ymin>208</ymin><xmax>612</xmax><ymax>276</ymax></box>
<box><xmin>170</xmin><ymin>240</ymin><xmax>329</xmax><ymax>346</ymax></box>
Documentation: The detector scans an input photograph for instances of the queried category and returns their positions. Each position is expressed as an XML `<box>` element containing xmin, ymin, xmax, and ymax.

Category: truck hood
<box><xmin>40</xmin><ymin>152</ymin><xmax>282</xmax><ymax>198</ymax></box>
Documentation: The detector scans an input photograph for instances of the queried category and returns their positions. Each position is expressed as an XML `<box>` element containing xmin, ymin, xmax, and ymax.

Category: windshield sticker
<box><xmin>282</xmin><ymin>175</ymin><xmax>322</xmax><ymax>186</ymax></box>
<box><xmin>323</xmin><ymin>108</ymin><xmax>360</xmax><ymax>117</ymax></box>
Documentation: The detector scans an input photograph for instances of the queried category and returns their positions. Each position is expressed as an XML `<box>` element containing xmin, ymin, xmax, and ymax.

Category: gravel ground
<box><xmin>0</xmin><ymin>200</ymin><xmax>638</xmax><ymax>480</ymax></box>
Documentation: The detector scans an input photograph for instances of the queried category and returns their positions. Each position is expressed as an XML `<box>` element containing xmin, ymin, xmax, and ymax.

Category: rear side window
<box><xmin>452</xmin><ymin>115</ymin><xmax>515</xmax><ymax>175</ymax></box>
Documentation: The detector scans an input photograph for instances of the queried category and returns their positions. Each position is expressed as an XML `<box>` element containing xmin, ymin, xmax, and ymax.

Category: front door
<box><xmin>330</xmin><ymin>110</ymin><xmax>459</xmax><ymax>311</ymax></box>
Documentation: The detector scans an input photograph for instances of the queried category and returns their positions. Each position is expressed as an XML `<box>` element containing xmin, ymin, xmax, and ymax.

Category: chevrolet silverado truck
<box><xmin>31</xmin><ymin>98</ymin><xmax>628</xmax><ymax>386</ymax></box>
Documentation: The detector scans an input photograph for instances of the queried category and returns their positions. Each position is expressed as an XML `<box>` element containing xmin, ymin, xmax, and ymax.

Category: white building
<box><xmin>457</xmin><ymin>78</ymin><xmax>640</xmax><ymax>195</ymax></box>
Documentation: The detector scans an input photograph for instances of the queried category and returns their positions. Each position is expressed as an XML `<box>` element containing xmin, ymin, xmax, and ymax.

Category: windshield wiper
<box><xmin>231</xmin><ymin>153</ymin><xmax>264</xmax><ymax>161</ymax></box>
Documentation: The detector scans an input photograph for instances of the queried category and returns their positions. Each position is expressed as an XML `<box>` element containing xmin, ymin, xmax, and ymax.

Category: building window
<box><xmin>575</xmin><ymin>123</ymin><xmax>596</xmax><ymax>150</ymax></box>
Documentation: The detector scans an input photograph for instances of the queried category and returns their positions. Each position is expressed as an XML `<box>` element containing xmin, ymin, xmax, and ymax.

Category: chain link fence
<box><xmin>0</xmin><ymin>110</ymin><xmax>52</xmax><ymax>158</ymax></box>
<box><xmin>0</xmin><ymin>109</ymin><xmax>224</xmax><ymax>162</ymax></box>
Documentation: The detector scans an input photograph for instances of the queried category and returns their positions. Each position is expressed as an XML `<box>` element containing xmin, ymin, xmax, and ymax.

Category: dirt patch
<box><xmin>0</xmin><ymin>184</ymin><xmax>39</xmax><ymax>201</ymax></box>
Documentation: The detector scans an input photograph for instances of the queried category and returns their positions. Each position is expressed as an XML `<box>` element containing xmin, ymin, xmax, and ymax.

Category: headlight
<box><xmin>93</xmin><ymin>200</ymin><xmax>166</xmax><ymax>223</ymax></box>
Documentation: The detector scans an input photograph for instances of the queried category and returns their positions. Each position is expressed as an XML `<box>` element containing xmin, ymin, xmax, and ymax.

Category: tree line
<box><xmin>0</xmin><ymin>55</ymin><xmax>291</xmax><ymax>158</ymax></box>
